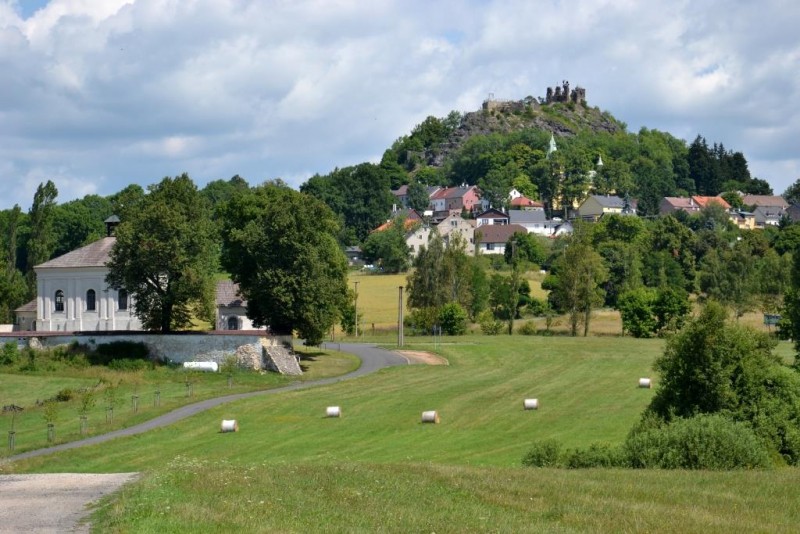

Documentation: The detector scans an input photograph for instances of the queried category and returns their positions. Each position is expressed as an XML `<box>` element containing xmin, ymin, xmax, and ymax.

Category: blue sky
<box><xmin>0</xmin><ymin>0</ymin><xmax>798</xmax><ymax>210</ymax></box>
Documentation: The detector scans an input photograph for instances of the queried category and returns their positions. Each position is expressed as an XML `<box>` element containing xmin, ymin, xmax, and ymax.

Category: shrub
<box><xmin>407</xmin><ymin>307</ymin><xmax>439</xmax><ymax>334</ymax></box>
<box><xmin>54</xmin><ymin>388</ymin><xmax>75</xmax><ymax>402</ymax></box>
<box><xmin>623</xmin><ymin>414</ymin><xmax>772</xmax><ymax>470</ymax></box>
<box><xmin>565</xmin><ymin>442</ymin><xmax>626</xmax><ymax>469</ymax></box>
<box><xmin>438</xmin><ymin>303</ymin><xmax>467</xmax><ymax>335</ymax></box>
<box><xmin>91</xmin><ymin>341</ymin><xmax>150</xmax><ymax>365</ymax></box>
<box><xmin>478</xmin><ymin>310</ymin><xmax>503</xmax><ymax>335</ymax></box>
<box><xmin>1</xmin><ymin>342</ymin><xmax>18</xmax><ymax>365</ymax></box>
<box><xmin>108</xmin><ymin>359</ymin><xmax>150</xmax><ymax>372</ymax></box>
<box><xmin>521</xmin><ymin>439</ymin><xmax>563</xmax><ymax>467</ymax></box>
<box><xmin>517</xmin><ymin>321</ymin><xmax>538</xmax><ymax>336</ymax></box>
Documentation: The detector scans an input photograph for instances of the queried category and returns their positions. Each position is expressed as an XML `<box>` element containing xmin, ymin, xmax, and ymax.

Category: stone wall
<box><xmin>7</xmin><ymin>332</ymin><xmax>297</xmax><ymax>373</ymax></box>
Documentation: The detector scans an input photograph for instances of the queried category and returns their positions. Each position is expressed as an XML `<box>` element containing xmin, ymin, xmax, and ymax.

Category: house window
<box><xmin>486</xmin><ymin>243</ymin><xmax>495</xmax><ymax>251</ymax></box>
<box><xmin>86</xmin><ymin>289</ymin><xmax>96</xmax><ymax>311</ymax></box>
<box><xmin>118</xmin><ymin>289</ymin><xmax>128</xmax><ymax>310</ymax></box>
<box><xmin>55</xmin><ymin>290</ymin><xmax>64</xmax><ymax>312</ymax></box>
<box><xmin>451</xmin><ymin>220</ymin><xmax>457</xmax><ymax>227</ymax></box>
<box><xmin>227</xmin><ymin>316</ymin><xmax>240</xmax><ymax>330</ymax></box>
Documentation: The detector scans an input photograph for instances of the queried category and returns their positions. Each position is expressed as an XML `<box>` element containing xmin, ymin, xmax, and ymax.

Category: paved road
<box><xmin>5</xmin><ymin>343</ymin><xmax>407</xmax><ymax>463</ymax></box>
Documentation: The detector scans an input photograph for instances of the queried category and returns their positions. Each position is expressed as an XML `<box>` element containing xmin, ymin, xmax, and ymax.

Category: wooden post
<box><xmin>354</xmin><ymin>280</ymin><xmax>360</xmax><ymax>338</ymax></box>
<box><xmin>398</xmin><ymin>286</ymin><xmax>404</xmax><ymax>347</ymax></box>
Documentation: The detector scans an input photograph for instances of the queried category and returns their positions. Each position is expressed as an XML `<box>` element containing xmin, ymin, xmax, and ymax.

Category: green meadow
<box><xmin>4</xmin><ymin>336</ymin><xmax>799</xmax><ymax>532</ymax></box>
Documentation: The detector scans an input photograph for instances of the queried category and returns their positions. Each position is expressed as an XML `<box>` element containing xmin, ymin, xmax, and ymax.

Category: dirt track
<box><xmin>0</xmin><ymin>473</ymin><xmax>138</xmax><ymax>533</ymax></box>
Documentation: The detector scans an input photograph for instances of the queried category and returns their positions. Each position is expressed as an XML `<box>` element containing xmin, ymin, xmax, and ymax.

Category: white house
<box><xmin>474</xmin><ymin>224</ymin><xmax>527</xmax><ymax>255</ymax></box>
<box><xmin>475</xmin><ymin>208</ymin><xmax>510</xmax><ymax>227</ymax></box>
<box><xmin>509</xmin><ymin>210</ymin><xmax>558</xmax><ymax>236</ymax></box>
<box><xmin>406</xmin><ymin>225</ymin><xmax>432</xmax><ymax>257</ymax></box>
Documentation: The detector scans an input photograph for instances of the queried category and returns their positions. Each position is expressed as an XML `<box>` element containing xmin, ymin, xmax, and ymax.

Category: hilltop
<box><xmin>427</xmin><ymin>81</ymin><xmax>626</xmax><ymax>167</ymax></box>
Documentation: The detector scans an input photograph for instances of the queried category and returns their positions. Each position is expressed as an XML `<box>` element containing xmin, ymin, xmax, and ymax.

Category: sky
<box><xmin>1</xmin><ymin>0</ymin><xmax>798</xmax><ymax>211</ymax></box>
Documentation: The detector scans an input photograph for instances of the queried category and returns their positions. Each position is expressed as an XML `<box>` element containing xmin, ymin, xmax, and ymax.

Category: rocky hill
<box><xmin>427</xmin><ymin>82</ymin><xmax>626</xmax><ymax>167</ymax></box>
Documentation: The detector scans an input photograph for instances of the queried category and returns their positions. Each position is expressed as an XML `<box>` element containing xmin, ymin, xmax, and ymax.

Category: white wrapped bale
<box><xmin>523</xmin><ymin>398</ymin><xmax>539</xmax><ymax>410</ymax></box>
<box><xmin>220</xmin><ymin>419</ymin><xmax>239</xmax><ymax>432</ymax></box>
<box><xmin>638</xmin><ymin>378</ymin><xmax>652</xmax><ymax>389</ymax></box>
<box><xmin>326</xmin><ymin>406</ymin><xmax>341</xmax><ymax>418</ymax></box>
<box><xmin>421</xmin><ymin>410</ymin><xmax>440</xmax><ymax>424</ymax></box>
<box><xmin>183</xmin><ymin>361</ymin><xmax>219</xmax><ymax>372</ymax></box>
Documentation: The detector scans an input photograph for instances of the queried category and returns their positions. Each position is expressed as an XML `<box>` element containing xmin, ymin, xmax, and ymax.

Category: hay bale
<box><xmin>421</xmin><ymin>410</ymin><xmax>440</xmax><ymax>424</ymax></box>
<box><xmin>523</xmin><ymin>398</ymin><xmax>539</xmax><ymax>410</ymax></box>
<box><xmin>326</xmin><ymin>406</ymin><xmax>341</xmax><ymax>418</ymax></box>
<box><xmin>183</xmin><ymin>361</ymin><xmax>219</xmax><ymax>372</ymax></box>
<box><xmin>220</xmin><ymin>419</ymin><xmax>239</xmax><ymax>432</ymax></box>
<box><xmin>638</xmin><ymin>378</ymin><xmax>652</xmax><ymax>389</ymax></box>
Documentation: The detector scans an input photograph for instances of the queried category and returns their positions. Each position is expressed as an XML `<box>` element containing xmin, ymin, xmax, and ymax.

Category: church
<box><xmin>13</xmin><ymin>217</ymin><xmax>252</xmax><ymax>332</ymax></box>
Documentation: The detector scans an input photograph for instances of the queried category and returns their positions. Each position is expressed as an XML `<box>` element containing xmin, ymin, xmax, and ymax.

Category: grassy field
<box><xmin>5</xmin><ymin>335</ymin><xmax>799</xmax><ymax>531</ymax></box>
<box><xmin>0</xmin><ymin>345</ymin><xmax>359</xmax><ymax>458</ymax></box>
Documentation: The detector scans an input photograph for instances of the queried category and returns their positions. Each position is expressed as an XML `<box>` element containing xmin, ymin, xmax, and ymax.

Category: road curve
<box><xmin>5</xmin><ymin>343</ymin><xmax>406</xmax><ymax>463</ymax></box>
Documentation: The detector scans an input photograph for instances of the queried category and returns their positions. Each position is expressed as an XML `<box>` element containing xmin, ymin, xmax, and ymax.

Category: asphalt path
<box><xmin>4</xmin><ymin>342</ymin><xmax>407</xmax><ymax>463</ymax></box>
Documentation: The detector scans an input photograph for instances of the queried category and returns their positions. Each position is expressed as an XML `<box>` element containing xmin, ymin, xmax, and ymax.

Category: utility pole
<box><xmin>397</xmin><ymin>285</ymin><xmax>404</xmax><ymax>347</ymax></box>
<box><xmin>354</xmin><ymin>280</ymin><xmax>360</xmax><ymax>338</ymax></box>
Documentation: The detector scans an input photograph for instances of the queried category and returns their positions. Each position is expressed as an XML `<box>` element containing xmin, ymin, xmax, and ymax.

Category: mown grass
<box><xmin>6</xmin><ymin>335</ymin><xmax>799</xmax><ymax>532</ymax></box>
<box><xmin>0</xmin><ymin>345</ymin><xmax>359</xmax><ymax>458</ymax></box>
<box><xmin>6</xmin><ymin>336</ymin><xmax>661</xmax><ymax>472</ymax></box>
<box><xmin>93</xmin><ymin>461</ymin><xmax>800</xmax><ymax>533</ymax></box>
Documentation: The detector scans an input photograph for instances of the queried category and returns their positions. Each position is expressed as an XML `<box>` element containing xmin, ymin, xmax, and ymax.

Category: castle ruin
<box><xmin>481</xmin><ymin>81</ymin><xmax>587</xmax><ymax>113</ymax></box>
<box><xmin>545</xmin><ymin>80</ymin><xmax>586</xmax><ymax>105</ymax></box>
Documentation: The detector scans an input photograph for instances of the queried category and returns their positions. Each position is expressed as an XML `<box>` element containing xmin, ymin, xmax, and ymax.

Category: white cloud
<box><xmin>0</xmin><ymin>0</ymin><xmax>799</xmax><ymax>211</ymax></box>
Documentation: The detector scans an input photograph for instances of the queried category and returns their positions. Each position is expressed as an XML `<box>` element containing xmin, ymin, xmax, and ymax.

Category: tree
<box><xmin>220</xmin><ymin>183</ymin><xmax>348</xmax><ymax>345</ymax></box>
<box><xmin>617</xmin><ymin>288</ymin><xmax>658</xmax><ymax>338</ymax></box>
<box><xmin>361</xmin><ymin>217</ymin><xmax>411</xmax><ymax>273</ymax></box>
<box><xmin>106</xmin><ymin>174</ymin><xmax>218</xmax><ymax>332</ymax></box>
<box><xmin>549</xmin><ymin>227</ymin><xmax>608</xmax><ymax>336</ymax></box>
<box><xmin>25</xmin><ymin>180</ymin><xmax>58</xmax><ymax>293</ymax></box>
<box><xmin>504</xmin><ymin>231</ymin><xmax>545</xmax><ymax>266</ymax></box>
<box><xmin>406</xmin><ymin>181</ymin><xmax>430</xmax><ymax>212</ymax></box>
<box><xmin>783</xmin><ymin>178</ymin><xmax>800</xmax><ymax>206</ymax></box>
<box><xmin>647</xmin><ymin>302</ymin><xmax>800</xmax><ymax>463</ymax></box>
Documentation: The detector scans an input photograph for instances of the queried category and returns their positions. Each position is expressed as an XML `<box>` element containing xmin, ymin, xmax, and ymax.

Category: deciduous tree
<box><xmin>220</xmin><ymin>183</ymin><xmax>348</xmax><ymax>345</ymax></box>
<box><xmin>106</xmin><ymin>174</ymin><xmax>217</xmax><ymax>332</ymax></box>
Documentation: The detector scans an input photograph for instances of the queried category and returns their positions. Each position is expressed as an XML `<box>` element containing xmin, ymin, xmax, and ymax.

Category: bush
<box><xmin>478</xmin><ymin>310</ymin><xmax>503</xmax><ymax>335</ymax></box>
<box><xmin>108</xmin><ymin>359</ymin><xmax>150</xmax><ymax>372</ymax></box>
<box><xmin>438</xmin><ymin>303</ymin><xmax>467</xmax><ymax>335</ymax></box>
<box><xmin>517</xmin><ymin>321</ymin><xmax>538</xmax><ymax>336</ymax></box>
<box><xmin>54</xmin><ymin>388</ymin><xmax>75</xmax><ymax>402</ymax></box>
<box><xmin>521</xmin><ymin>439</ymin><xmax>563</xmax><ymax>467</ymax></box>
<box><xmin>91</xmin><ymin>341</ymin><xmax>150</xmax><ymax>365</ymax></box>
<box><xmin>406</xmin><ymin>307</ymin><xmax>439</xmax><ymax>334</ymax></box>
<box><xmin>624</xmin><ymin>414</ymin><xmax>772</xmax><ymax>469</ymax></box>
<box><xmin>565</xmin><ymin>442</ymin><xmax>626</xmax><ymax>468</ymax></box>
<box><xmin>1</xmin><ymin>342</ymin><xmax>18</xmax><ymax>365</ymax></box>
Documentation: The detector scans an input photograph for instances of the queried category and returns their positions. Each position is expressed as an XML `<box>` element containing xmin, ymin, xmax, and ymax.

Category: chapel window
<box><xmin>55</xmin><ymin>290</ymin><xmax>64</xmax><ymax>312</ymax></box>
<box><xmin>86</xmin><ymin>289</ymin><xmax>96</xmax><ymax>311</ymax></box>
<box><xmin>227</xmin><ymin>316</ymin><xmax>240</xmax><ymax>330</ymax></box>
<box><xmin>118</xmin><ymin>289</ymin><xmax>128</xmax><ymax>311</ymax></box>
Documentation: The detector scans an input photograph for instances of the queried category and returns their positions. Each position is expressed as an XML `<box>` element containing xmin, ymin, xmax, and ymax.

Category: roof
<box><xmin>391</xmin><ymin>185</ymin><xmax>409</xmax><ymax>197</ymax></box>
<box><xmin>510</xmin><ymin>196</ymin><xmax>543</xmax><ymax>208</ymax></box>
<box><xmin>476</xmin><ymin>208</ymin><xmax>509</xmax><ymax>219</ymax></box>
<box><xmin>14</xmin><ymin>300</ymin><xmax>37</xmax><ymax>313</ymax></box>
<box><xmin>509</xmin><ymin>210</ymin><xmax>548</xmax><ymax>224</ymax></box>
<box><xmin>476</xmin><ymin>224</ymin><xmax>527</xmax><ymax>244</ymax></box>
<box><xmin>430</xmin><ymin>186</ymin><xmax>475</xmax><ymax>200</ymax></box>
<box><xmin>588</xmin><ymin>195</ymin><xmax>625</xmax><ymax>208</ymax></box>
<box><xmin>662</xmin><ymin>197</ymin><xmax>700</xmax><ymax>210</ymax></box>
<box><xmin>35</xmin><ymin>237</ymin><xmax>116</xmax><ymax>269</ymax></box>
<box><xmin>741</xmin><ymin>195</ymin><xmax>789</xmax><ymax>209</ymax></box>
<box><xmin>216</xmin><ymin>280</ymin><xmax>247</xmax><ymax>308</ymax></box>
<box><xmin>692</xmin><ymin>196</ymin><xmax>731</xmax><ymax>209</ymax></box>
<box><xmin>374</xmin><ymin>210</ymin><xmax>422</xmax><ymax>232</ymax></box>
